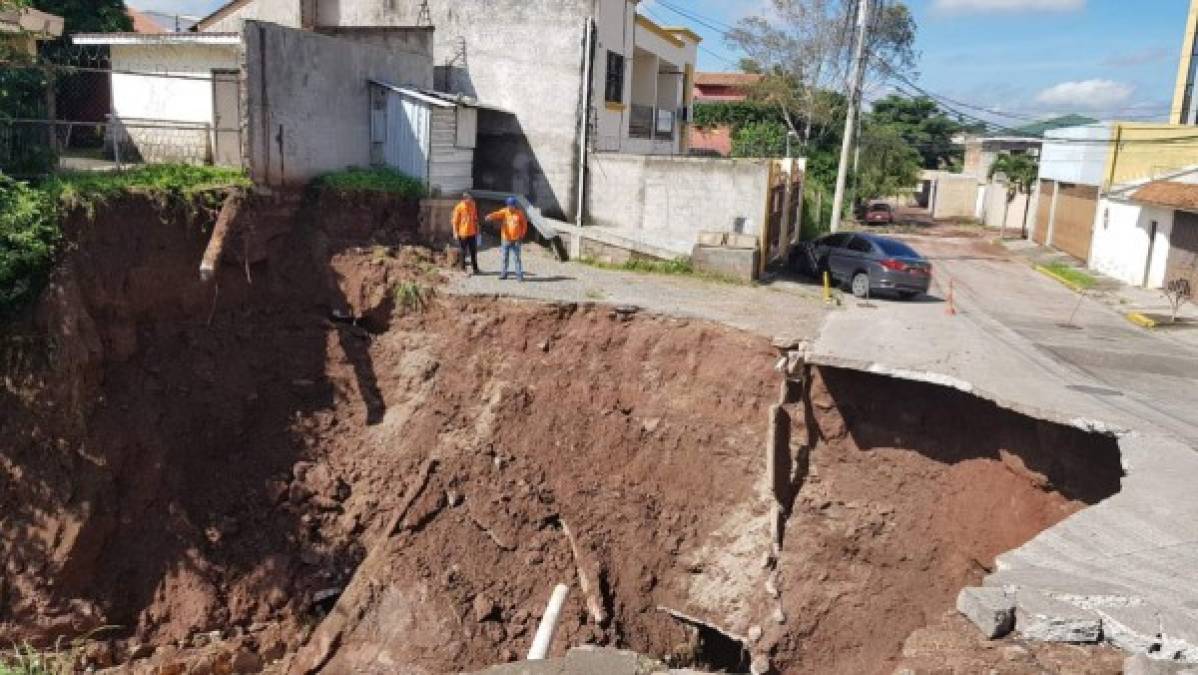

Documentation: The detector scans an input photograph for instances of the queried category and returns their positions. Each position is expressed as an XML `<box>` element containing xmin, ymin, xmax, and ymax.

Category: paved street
<box><xmin>445</xmin><ymin>240</ymin><xmax>830</xmax><ymax>340</ymax></box>
<box><xmin>918</xmin><ymin>234</ymin><xmax>1198</xmax><ymax>445</ymax></box>
<box><xmin>808</xmin><ymin>228</ymin><xmax>1198</xmax><ymax>653</ymax></box>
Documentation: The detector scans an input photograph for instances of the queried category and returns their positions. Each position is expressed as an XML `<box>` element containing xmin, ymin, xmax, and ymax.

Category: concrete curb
<box><xmin>1034</xmin><ymin>264</ymin><xmax>1091</xmax><ymax>294</ymax></box>
<box><xmin>1127</xmin><ymin>312</ymin><xmax>1160</xmax><ymax>329</ymax></box>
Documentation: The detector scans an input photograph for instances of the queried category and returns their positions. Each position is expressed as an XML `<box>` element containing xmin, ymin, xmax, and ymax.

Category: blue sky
<box><xmin>133</xmin><ymin>0</ymin><xmax>1190</xmax><ymax>124</ymax></box>
<box><xmin>641</xmin><ymin>0</ymin><xmax>1189</xmax><ymax>125</ymax></box>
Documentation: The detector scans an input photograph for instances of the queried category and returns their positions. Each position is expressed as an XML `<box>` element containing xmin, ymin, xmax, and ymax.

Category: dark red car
<box><xmin>865</xmin><ymin>202</ymin><xmax>895</xmax><ymax>225</ymax></box>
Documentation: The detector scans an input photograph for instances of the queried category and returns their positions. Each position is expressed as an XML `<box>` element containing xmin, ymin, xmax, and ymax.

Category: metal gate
<box><xmin>1166</xmin><ymin>211</ymin><xmax>1198</xmax><ymax>285</ymax></box>
<box><xmin>212</xmin><ymin>70</ymin><xmax>242</xmax><ymax>167</ymax></box>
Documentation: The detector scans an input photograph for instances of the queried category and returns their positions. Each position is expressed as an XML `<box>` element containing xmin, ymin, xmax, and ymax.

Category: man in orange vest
<box><xmin>486</xmin><ymin>196</ymin><xmax>529</xmax><ymax>281</ymax></box>
<box><xmin>451</xmin><ymin>192</ymin><xmax>480</xmax><ymax>275</ymax></box>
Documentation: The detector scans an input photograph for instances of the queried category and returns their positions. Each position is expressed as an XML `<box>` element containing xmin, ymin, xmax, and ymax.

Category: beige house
<box><xmin>0</xmin><ymin>7</ymin><xmax>63</xmax><ymax>56</ymax></box>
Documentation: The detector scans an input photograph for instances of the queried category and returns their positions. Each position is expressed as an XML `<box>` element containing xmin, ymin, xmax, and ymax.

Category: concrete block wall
<box><xmin>110</xmin><ymin>122</ymin><xmax>212</xmax><ymax>165</ymax></box>
<box><xmin>320</xmin><ymin>0</ymin><xmax>592</xmax><ymax>221</ymax></box>
<box><xmin>242</xmin><ymin>21</ymin><xmax>434</xmax><ymax>186</ymax></box>
<box><xmin>587</xmin><ymin>153</ymin><xmax>771</xmax><ymax>240</ymax></box>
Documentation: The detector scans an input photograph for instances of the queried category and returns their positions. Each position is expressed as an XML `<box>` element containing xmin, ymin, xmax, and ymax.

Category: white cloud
<box><xmin>1035</xmin><ymin>79</ymin><xmax>1135</xmax><ymax>110</ymax></box>
<box><xmin>932</xmin><ymin>0</ymin><xmax>1084</xmax><ymax>12</ymax></box>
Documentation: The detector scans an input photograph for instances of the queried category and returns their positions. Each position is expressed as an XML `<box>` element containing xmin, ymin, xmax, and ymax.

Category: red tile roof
<box><xmin>694</xmin><ymin>72</ymin><xmax>762</xmax><ymax>87</ymax></box>
<box><xmin>126</xmin><ymin>7</ymin><xmax>165</xmax><ymax>33</ymax></box>
<box><xmin>1133</xmin><ymin>181</ymin><xmax>1198</xmax><ymax>211</ymax></box>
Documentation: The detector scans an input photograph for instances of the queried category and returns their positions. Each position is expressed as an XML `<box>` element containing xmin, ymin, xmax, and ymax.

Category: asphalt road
<box><xmin>912</xmin><ymin>234</ymin><xmax>1198</xmax><ymax>446</ymax></box>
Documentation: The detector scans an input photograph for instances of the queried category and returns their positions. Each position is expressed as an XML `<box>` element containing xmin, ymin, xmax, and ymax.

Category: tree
<box><xmin>868</xmin><ymin>94</ymin><xmax>965</xmax><ymax>170</ymax></box>
<box><xmin>988</xmin><ymin>153</ymin><xmax>1039</xmax><ymax>194</ymax></box>
<box><xmin>853</xmin><ymin>122</ymin><xmax>921</xmax><ymax>203</ymax></box>
<box><xmin>726</xmin><ymin>0</ymin><xmax>918</xmax><ymax>148</ymax></box>
<box><xmin>30</xmin><ymin>0</ymin><xmax>130</xmax><ymax>34</ymax></box>
<box><xmin>1164</xmin><ymin>278</ymin><xmax>1192</xmax><ymax>324</ymax></box>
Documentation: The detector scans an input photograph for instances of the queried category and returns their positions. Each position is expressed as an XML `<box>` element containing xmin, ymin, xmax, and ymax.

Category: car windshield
<box><xmin>874</xmin><ymin>238</ymin><xmax>921</xmax><ymax>259</ymax></box>
<box><xmin>868</xmin><ymin>204</ymin><xmax>890</xmax><ymax>212</ymax></box>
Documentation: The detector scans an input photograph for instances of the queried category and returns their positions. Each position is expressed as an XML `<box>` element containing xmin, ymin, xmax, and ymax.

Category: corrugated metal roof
<box><xmin>369</xmin><ymin>81</ymin><xmax>511</xmax><ymax>113</ymax></box>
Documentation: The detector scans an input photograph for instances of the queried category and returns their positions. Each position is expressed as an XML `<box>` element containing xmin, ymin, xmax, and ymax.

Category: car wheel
<box><xmin>851</xmin><ymin>272</ymin><xmax>870</xmax><ymax>298</ymax></box>
<box><xmin>898</xmin><ymin>291</ymin><xmax>919</xmax><ymax>301</ymax></box>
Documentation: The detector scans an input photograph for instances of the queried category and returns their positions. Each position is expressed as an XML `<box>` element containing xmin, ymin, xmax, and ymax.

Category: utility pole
<box><xmin>829</xmin><ymin>0</ymin><xmax>871</xmax><ymax>233</ymax></box>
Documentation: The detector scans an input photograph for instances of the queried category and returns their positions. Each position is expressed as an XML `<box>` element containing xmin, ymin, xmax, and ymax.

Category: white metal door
<box><xmin>384</xmin><ymin>92</ymin><xmax>430</xmax><ymax>182</ymax></box>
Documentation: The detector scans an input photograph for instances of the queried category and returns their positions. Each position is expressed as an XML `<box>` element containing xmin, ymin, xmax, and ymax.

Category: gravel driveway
<box><xmin>444</xmin><ymin>240</ymin><xmax>830</xmax><ymax>340</ymax></box>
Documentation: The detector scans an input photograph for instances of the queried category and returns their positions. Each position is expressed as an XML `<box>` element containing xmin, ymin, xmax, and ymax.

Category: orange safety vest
<box><xmin>486</xmin><ymin>207</ymin><xmax>529</xmax><ymax>242</ymax></box>
<box><xmin>452</xmin><ymin>200</ymin><xmax>479</xmax><ymax>238</ymax></box>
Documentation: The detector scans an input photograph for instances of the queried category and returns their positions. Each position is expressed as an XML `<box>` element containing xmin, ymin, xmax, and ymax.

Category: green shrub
<box><xmin>0</xmin><ymin>173</ymin><xmax>59</xmax><ymax>316</ymax></box>
<box><xmin>732</xmin><ymin>121</ymin><xmax>789</xmax><ymax>159</ymax></box>
<box><xmin>312</xmin><ymin>168</ymin><xmax>425</xmax><ymax>199</ymax></box>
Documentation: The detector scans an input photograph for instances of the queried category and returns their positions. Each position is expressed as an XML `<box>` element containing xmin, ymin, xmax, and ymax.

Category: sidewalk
<box><xmin>1003</xmin><ymin>239</ymin><xmax>1198</xmax><ymax>342</ymax></box>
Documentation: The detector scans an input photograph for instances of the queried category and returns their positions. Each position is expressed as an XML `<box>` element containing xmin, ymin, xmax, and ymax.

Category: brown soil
<box><xmin>0</xmin><ymin>192</ymin><xmax>1124</xmax><ymax>675</ymax></box>
<box><xmin>763</xmin><ymin>367</ymin><xmax>1122</xmax><ymax>674</ymax></box>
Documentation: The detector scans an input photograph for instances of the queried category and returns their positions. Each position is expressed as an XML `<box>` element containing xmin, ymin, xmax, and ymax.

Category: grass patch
<box><xmin>312</xmin><ymin>167</ymin><xmax>425</xmax><ymax>200</ymax></box>
<box><xmin>42</xmin><ymin>164</ymin><xmax>249</xmax><ymax>213</ymax></box>
<box><xmin>392</xmin><ymin>281</ymin><xmax>433</xmax><ymax>315</ymax></box>
<box><xmin>1040</xmin><ymin>262</ymin><xmax>1097</xmax><ymax>290</ymax></box>
<box><xmin>578</xmin><ymin>256</ymin><xmax>745</xmax><ymax>285</ymax></box>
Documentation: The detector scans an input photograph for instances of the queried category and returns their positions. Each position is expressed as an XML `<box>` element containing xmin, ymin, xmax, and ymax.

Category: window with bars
<box><xmin>605</xmin><ymin>51</ymin><xmax>625</xmax><ymax>104</ymax></box>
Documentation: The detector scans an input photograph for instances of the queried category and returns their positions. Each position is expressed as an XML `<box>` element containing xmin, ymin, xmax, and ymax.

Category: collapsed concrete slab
<box><xmin>1015</xmin><ymin>590</ymin><xmax>1102</xmax><ymax>643</ymax></box>
<box><xmin>1124</xmin><ymin>654</ymin><xmax>1198</xmax><ymax>675</ymax></box>
<box><xmin>956</xmin><ymin>587</ymin><xmax>1014</xmax><ymax>639</ymax></box>
<box><xmin>1097</xmin><ymin>604</ymin><xmax>1163</xmax><ymax>654</ymax></box>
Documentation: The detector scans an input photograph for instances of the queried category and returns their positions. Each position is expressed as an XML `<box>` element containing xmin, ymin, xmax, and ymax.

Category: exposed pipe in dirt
<box><xmin>199</xmin><ymin>191</ymin><xmax>245</xmax><ymax>282</ymax></box>
<box><xmin>527</xmin><ymin>583</ymin><xmax>570</xmax><ymax>660</ymax></box>
<box><xmin>560</xmin><ymin>519</ymin><xmax>608</xmax><ymax>626</ymax></box>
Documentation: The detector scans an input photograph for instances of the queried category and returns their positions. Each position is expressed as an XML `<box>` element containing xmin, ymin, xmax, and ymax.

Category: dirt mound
<box><xmin>1</xmin><ymin>191</ymin><xmax>1125</xmax><ymax>674</ymax></box>
<box><xmin>761</xmin><ymin>367</ymin><xmax>1122</xmax><ymax>674</ymax></box>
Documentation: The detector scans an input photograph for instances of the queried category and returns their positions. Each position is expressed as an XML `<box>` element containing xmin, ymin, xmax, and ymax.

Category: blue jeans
<box><xmin>501</xmin><ymin>242</ymin><xmax>523</xmax><ymax>280</ymax></box>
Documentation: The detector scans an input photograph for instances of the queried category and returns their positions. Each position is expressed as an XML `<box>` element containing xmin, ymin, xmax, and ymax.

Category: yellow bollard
<box><xmin>823</xmin><ymin>271</ymin><xmax>832</xmax><ymax>304</ymax></box>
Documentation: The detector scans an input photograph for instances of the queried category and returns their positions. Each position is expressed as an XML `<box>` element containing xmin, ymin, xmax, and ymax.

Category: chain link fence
<box><xmin>1</xmin><ymin>43</ymin><xmax>242</xmax><ymax>177</ymax></box>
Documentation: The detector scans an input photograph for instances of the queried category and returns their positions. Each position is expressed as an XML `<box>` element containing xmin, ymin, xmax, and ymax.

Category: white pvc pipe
<box><xmin>527</xmin><ymin>583</ymin><xmax>570</xmax><ymax>660</ymax></box>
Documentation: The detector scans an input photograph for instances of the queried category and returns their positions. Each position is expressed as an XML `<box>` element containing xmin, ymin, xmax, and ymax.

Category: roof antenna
<box><xmin>417</xmin><ymin>0</ymin><xmax>432</xmax><ymax>26</ymax></box>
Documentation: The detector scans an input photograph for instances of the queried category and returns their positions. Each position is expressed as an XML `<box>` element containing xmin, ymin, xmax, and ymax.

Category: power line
<box><xmin>641</xmin><ymin>6</ymin><xmax>742</xmax><ymax>68</ymax></box>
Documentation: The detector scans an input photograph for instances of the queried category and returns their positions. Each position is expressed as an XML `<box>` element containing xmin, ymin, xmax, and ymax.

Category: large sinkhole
<box><xmin>0</xmin><ymin>217</ymin><xmax>1123</xmax><ymax>674</ymax></box>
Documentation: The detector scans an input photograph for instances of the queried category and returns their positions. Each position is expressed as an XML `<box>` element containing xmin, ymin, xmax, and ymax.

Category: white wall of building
<box><xmin>1089</xmin><ymin>199</ymin><xmax>1174</xmax><ymax>287</ymax></box>
<box><xmin>205</xmin><ymin>0</ymin><xmax>302</xmax><ymax>32</ymax></box>
<box><xmin>591</xmin><ymin>0</ymin><xmax>697</xmax><ymax>156</ymax></box>
<box><xmin>109</xmin><ymin>43</ymin><xmax>240</xmax><ymax>125</ymax></box>
<box><xmin>1040</xmin><ymin>123</ymin><xmax>1113</xmax><ymax>186</ymax></box>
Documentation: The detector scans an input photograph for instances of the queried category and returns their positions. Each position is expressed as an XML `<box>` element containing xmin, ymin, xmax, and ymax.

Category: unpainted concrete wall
<box><xmin>318</xmin><ymin>0</ymin><xmax>591</xmax><ymax>220</ymax></box>
<box><xmin>929</xmin><ymin>172</ymin><xmax>979</xmax><ymax>220</ymax></box>
<box><xmin>242</xmin><ymin>21</ymin><xmax>432</xmax><ymax>186</ymax></box>
<box><xmin>315</xmin><ymin>26</ymin><xmax>434</xmax><ymax>87</ymax></box>
<box><xmin>586</xmin><ymin>153</ymin><xmax>770</xmax><ymax>240</ymax></box>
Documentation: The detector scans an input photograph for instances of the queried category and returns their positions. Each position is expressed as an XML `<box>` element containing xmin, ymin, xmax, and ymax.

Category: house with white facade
<box><xmin>72</xmin><ymin>32</ymin><xmax>243</xmax><ymax>166</ymax></box>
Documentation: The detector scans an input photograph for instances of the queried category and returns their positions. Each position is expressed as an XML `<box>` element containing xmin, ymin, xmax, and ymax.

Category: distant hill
<box><xmin>1015</xmin><ymin>114</ymin><xmax>1099</xmax><ymax>137</ymax></box>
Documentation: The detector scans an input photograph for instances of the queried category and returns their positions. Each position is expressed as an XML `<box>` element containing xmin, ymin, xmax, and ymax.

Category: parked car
<box><xmin>864</xmin><ymin>202</ymin><xmax>895</xmax><ymax>225</ymax></box>
<box><xmin>797</xmin><ymin>232</ymin><xmax>932</xmax><ymax>300</ymax></box>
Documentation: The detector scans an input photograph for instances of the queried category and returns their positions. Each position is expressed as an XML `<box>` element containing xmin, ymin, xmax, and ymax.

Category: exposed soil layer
<box><xmin>1</xmin><ymin>193</ymin><xmax>1124</xmax><ymax>674</ymax></box>
<box><xmin>763</xmin><ymin>367</ymin><xmax>1123</xmax><ymax>674</ymax></box>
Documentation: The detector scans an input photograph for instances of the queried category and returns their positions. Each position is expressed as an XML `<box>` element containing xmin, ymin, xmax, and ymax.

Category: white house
<box><xmin>1092</xmin><ymin>174</ymin><xmax>1198</xmax><ymax>289</ymax></box>
<box><xmin>1032</xmin><ymin>124</ymin><xmax>1111</xmax><ymax>262</ymax></box>
<box><xmin>591</xmin><ymin>9</ymin><xmax>700</xmax><ymax>156</ymax></box>
<box><xmin>72</xmin><ymin>32</ymin><xmax>243</xmax><ymax>165</ymax></box>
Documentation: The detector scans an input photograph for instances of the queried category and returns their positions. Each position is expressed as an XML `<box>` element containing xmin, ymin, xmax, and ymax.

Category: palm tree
<box><xmin>988</xmin><ymin>153</ymin><xmax>1040</xmax><ymax>238</ymax></box>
